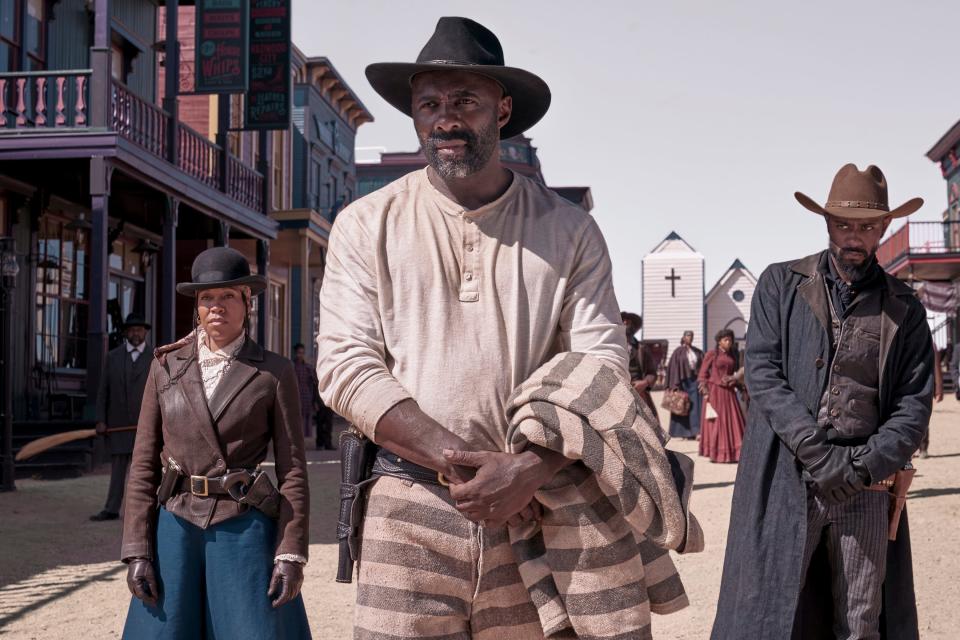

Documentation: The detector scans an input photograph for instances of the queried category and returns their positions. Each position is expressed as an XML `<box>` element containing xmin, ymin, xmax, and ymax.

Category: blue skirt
<box><xmin>668</xmin><ymin>377</ymin><xmax>702</xmax><ymax>439</ymax></box>
<box><xmin>123</xmin><ymin>508</ymin><xmax>311</xmax><ymax>639</ymax></box>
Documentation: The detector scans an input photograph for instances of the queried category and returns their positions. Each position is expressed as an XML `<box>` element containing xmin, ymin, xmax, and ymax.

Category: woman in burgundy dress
<box><xmin>698</xmin><ymin>329</ymin><xmax>746</xmax><ymax>463</ymax></box>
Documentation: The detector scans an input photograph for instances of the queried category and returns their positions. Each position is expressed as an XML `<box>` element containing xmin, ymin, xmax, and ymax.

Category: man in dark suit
<box><xmin>90</xmin><ymin>313</ymin><xmax>152</xmax><ymax>521</ymax></box>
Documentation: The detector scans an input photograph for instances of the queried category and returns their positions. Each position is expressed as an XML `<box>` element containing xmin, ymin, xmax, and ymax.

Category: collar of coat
<box><xmin>151</xmin><ymin>332</ymin><xmax>267</xmax><ymax>463</ymax></box>
<box><xmin>790</xmin><ymin>250</ymin><xmax>916</xmax><ymax>387</ymax></box>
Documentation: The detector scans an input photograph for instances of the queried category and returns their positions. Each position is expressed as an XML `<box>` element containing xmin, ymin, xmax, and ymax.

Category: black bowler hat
<box><xmin>176</xmin><ymin>247</ymin><xmax>267</xmax><ymax>296</ymax></box>
<box><xmin>122</xmin><ymin>313</ymin><xmax>151</xmax><ymax>330</ymax></box>
<box><xmin>365</xmin><ymin>16</ymin><xmax>551</xmax><ymax>139</ymax></box>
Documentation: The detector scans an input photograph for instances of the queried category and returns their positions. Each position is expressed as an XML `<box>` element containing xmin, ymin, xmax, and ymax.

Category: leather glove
<box><xmin>795</xmin><ymin>430</ymin><xmax>865</xmax><ymax>505</ymax></box>
<box><xmin>268</xmin><ymin>560</ymin><xmax>304</xmax><ymax>608</ymax></box>
<box><xmin>126</xmin><ymin>557</ymin><xmax>159</xmax><ymax>607</ymax></box>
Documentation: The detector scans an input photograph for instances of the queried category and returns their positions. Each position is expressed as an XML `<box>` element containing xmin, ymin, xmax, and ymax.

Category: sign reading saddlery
<box><xmin>195</xmin><ymin>0</ymin><xmax>249</xmax><ymax>94</ymax></box>
<box><xmin>245</xmin><ymin>0</ymin><xmax>292</xmax><ymax>129</ymax></box>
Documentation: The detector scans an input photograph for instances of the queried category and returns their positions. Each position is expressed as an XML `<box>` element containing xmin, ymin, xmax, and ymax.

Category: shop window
<box><xmin>23</xmin><ymin>0</ymin><xmax>42</xmax><ymax>69</ymax></box>
<box><xmin>107</xmin><ymin>234</ymin><xmax>147</xmax><ymax>348</ymax></box>
<box><xmin>35</xmin><ymin>214</ymin><xmax>88</xmax><ymax>370</ymax></box>
<box><xmin>267</xmin><ymin>280</ymin><xmax>285</xmax><ymax>356</ymax></box>
<box><xmin>272</xmin><ymin>131</ymin><xmax>285</xmax><ymax>210</ymax></box>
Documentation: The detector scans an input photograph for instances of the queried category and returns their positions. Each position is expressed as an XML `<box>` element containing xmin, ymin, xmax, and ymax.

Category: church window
<box><xmin>732</xmin><ymin>289</ymin><xmax>745</xmax><ymax>302</ymax></box>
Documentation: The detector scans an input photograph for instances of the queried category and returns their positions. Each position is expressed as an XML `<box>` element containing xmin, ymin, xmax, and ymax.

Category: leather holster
<box><xmin>336</xmin><ymin>427</ymin><xmax>378</xmax><ymax>584</ymax></box>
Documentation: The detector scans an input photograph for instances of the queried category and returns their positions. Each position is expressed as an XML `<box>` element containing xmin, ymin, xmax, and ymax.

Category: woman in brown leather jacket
<box><xmin>121</xmin><ymin>247</ymin><xmax>311</xmax><ymax>638</ymax></box>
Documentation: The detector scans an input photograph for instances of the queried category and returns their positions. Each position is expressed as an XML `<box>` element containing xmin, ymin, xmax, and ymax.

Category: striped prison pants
<box><xmin>354</xmin><ymin>475</ymin><xmax>550</xmax><ymax>639</ymax></box>
<box><xmin>800</xmin><ymin>487</ymin><xmax>890</xmax><ymax>640</ymax></box>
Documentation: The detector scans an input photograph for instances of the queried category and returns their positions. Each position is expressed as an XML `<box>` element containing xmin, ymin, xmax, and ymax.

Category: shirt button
<box><xmin>815</xmin><ymin>358</ymin><xmax>825</xmax><ymax>369</ymax></box>
<box><xmin>466</xmin><ymin>245</ymin><xmax>474</xmax><ymax>252</ymax></box>
<box><xmin>832</xmin><ymin>386</ymin><xmax>840</xmax><ymax>395</ymax></box>
<box><xmin>830</xmin><ymin>408</ymin><xmax>840</xmax><ymax>417</ymax></box>
<box><xmin>465</xmin><ymin>218</ymin><xmax>474</xmax><ymax>224</ymax></box>
<box><xmin>464</xmin><ymin>273</ymin><xmax>473</xmax><ymax>281</ymax></box>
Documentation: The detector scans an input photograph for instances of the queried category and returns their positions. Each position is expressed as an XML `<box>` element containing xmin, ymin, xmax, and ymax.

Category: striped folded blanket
<box><xmin>505</xmin><ymin>352</ymin><xmax>704</xmax><ymax>639</ymax></box>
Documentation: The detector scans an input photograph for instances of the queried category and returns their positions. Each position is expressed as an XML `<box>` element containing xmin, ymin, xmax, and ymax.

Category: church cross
<box><xmin>665</xmin><ymin>268</ymin><xmax>681</xmax><ymax>297</ymax></box>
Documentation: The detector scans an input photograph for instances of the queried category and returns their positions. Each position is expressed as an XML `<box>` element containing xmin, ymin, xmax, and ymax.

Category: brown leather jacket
<box><xmin>121</xmin><ymin>335</ymin><xmax>309</xmax><ymax>561</ymax></box>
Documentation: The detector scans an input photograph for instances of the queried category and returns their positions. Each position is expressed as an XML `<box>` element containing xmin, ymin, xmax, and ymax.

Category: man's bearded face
<box><xmin>826</xmin><ymin>214</ymin><xmax>891</xmax><ymax>281</ymax></box>
<box><xmin>419</xmin><ymin>115</ymin><xmax>499</xmax><ymax>179</ymax></box>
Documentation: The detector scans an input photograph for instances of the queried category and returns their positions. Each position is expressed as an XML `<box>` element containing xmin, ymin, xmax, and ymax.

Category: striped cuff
<box><xmin>274</xmin><ymin>554</ymin><xmax>307</xmax><ymax>565</ymax></box>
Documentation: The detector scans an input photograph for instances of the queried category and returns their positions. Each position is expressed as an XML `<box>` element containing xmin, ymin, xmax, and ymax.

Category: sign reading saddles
<box><xmin>195</xmin><ymin>0</ymin><xmax>249</xmax><ymax>94</ymax></box>
<box><xmin>245</xmin><ymin>0</ymin><xmax>292</xmax><ymax>130</ymax></box>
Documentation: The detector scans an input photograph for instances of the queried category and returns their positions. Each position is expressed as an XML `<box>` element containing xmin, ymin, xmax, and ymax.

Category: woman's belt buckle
<box><xmin>190</xmin><ymin>475</ymin><xmax>209</xmax><ymax>497</ymax></box>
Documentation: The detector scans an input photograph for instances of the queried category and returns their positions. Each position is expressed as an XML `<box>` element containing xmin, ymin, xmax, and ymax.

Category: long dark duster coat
<box><xmin>711</xmin><ymin>251</ymin><xmax>934</xmax><ymax>640</ymax></box>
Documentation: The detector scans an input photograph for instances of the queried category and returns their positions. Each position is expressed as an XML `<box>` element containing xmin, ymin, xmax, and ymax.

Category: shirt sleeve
<box><xmin>559</xmin><ymin>216</ymin><xmax>629</xmax><ymax>376</ymax></box>
<box><xmin>315</xmin><ymin>211</ymin><xmax>412</xmax><ymax>440</ymax></box>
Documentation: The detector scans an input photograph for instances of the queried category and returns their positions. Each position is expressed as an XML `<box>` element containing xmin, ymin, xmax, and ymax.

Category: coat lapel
<box><xmin>792</xmin><ymin>252</ymin><xmax>831</xmax><ymax>332</ymax></box>
<box><xmin>879</xmin><ymin>275</ymin><xmax>910</xmax><ymax>392</ymax></box>
<box><xmin>170</xmin><ymin>345</ymin><xmax>226</xmax><ymax>462</ymax></box>
<box><xmin>206</xmin><ymin>338</ymin><xmax>265</xmax><ymax>423</ymax></box>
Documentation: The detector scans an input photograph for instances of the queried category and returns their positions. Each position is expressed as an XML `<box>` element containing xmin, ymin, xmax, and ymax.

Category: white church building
<box><xmin>705</xmin><ymin>259</ymin><xmax>757</xmax><ymax>346</ymax></box>
<box><xmin>641</xmin><ymin>231</ymin><xmax>755</xmax><ymax>364</ymax></box>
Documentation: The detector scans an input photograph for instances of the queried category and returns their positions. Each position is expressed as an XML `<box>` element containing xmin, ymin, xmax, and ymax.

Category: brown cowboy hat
<box><xmin>365</xmin><ymin>17</ymin><xmax>551</xmax><ymax>140</ymax></box>
<box><xmin>794</xmin><ymin>163</ymin><xmax>923</xmax><ymax>220</ymax></box>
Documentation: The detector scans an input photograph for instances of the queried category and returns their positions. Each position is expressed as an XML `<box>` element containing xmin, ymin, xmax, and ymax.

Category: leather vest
<box><xmin>816</xmin><ymin>282</ymin><xmax>883</xmax><ymax>439</ymax></box>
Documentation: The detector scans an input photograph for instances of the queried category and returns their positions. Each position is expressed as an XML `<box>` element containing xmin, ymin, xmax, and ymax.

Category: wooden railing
<box><xmin>227</xmin><ymin>155</ymin><xmax>264</xmax><ymax>212</ymax></box>
<box><xmin>177</xmin><ymin>124</ymin><xmax>220</xmax><ymax>189</ymax></box>
<box><xmin>0</xmin><ymin>69</ymin><xmax>91</xmax><ymax>128</ymax></box>
<box><xmin>877</xmin><ymin>221</ymin><xmax>960</xmax><ymax>269</ymax></box>
<box><xmin>111</xmin><ymin>80</ymin><xmax>167</xmax><ymax>157</ymax></box>
<box><xmin>0</xmin><ymin>71</ymin><xmax>265</xmax><ymax>213</ymax></box>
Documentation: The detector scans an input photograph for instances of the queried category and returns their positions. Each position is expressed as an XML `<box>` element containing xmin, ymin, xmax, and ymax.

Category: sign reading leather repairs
<box><xmin>245</xmin><ymin>0</ymin><xmax>292</xmax><ymax>129</ymax></box>
<box><xmin>195</xmin><ymin>0</ymin><xmax>249</xmax><ymax>94</ymax></box>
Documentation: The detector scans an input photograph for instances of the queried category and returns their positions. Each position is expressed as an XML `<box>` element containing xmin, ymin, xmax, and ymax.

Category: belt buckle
<box><xmin>190</xmin><ymin>475</ymin><xmax>209</xmax><ymax>497</ymax></box>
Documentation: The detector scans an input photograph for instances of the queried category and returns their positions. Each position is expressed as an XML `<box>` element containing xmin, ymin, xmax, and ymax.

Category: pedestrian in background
<box><xmin>90</xmin><ymin>313</ymin><xmax>152</xmax><ymax>522</ymax></box>
<box><xmin>666</xmin><ymin>330</ymin><xmax>703</xmax><ymax>440</ymax></box>
<box><xmin>623</xmin><ymin>311</ymin><xmax>659</xmax><ymax>419</ymax></box>
<box><xmin>292</xmin><ymin>343</ymin><xmax>319</xmax><ymax>443</ymax></box>
<box><xmin>698</xmin><ymin>328</ymin><xmax>745</xmax><ymax>463</ymax></box>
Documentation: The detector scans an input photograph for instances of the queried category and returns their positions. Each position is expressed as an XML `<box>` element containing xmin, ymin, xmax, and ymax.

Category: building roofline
<box><xmin>705</xmin><ymin>259</ymin><xmax>757</xmax><ymax>302</ymax></box>
<box><xmin>298</xmin><ymin>55</ymin><xmax>374</xmax><ymax>130</ymax></box>
<box><xmin>927</xmin><ymin>118</ymin><xmax>960</xmax><ymax>162</ymax></box>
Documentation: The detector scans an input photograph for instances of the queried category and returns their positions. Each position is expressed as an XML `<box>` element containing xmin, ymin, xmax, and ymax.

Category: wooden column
<box><xmin>88</xmin><ymin>0</ymin><xmax>112</xmax><ymax>129</ymax></box>
<box><xmin>85</xmin><ymin>158</ymin><xmax>111</xmax><ymax>418</ymax></box>
<box><xmin>160</xmin><ymin>198</ymin><xmax>179</xmax><ymax>346</ymax></box>
<box><xmin>256</xmin><ymin>239</ymin><xmax>268</xmax><ymax>345</ymax></box>
<box><xmin>163</xmin><ymin>0</ymin><xmax>180</xmax><ymax>165</ymax></box>
<box><xmin>216</xmin><ymin>96</ymin><xmax>230</xmax><ymax>194</ymax></box>
<box><xmin>258</xmin><ymin>132</ymin><xmax>271</xmax><ymax>215</ymax></box>
<box><xmin>300</xmin><ymin>234</ymin><xmax>311</xmax><ymax>356</ymax></box>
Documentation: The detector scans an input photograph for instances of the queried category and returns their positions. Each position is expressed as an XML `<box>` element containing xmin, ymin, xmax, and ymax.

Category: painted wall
<box><xmin>706</xmin><ymin>269</ymin><xmax>756</xmax><ymax>346</ymax></box>
<box><xmin>642</xmin><ymin>239</ymin><xmax>705</xmax><ymax>358</ymax></box>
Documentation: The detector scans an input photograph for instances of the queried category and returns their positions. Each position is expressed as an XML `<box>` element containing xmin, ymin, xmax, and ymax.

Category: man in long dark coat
<box><xmin>712</xmin><ymin>165</ymin><xmax>934</xmax><ymax>640</ymax></box>
<box><xmin>666</xmin><ymin>330</ymin><xmax>703</xmax><ymax>439</ymax></box>
<box><xmin>90</xmin><ymin>313</ymin><xmax>152</xmax><ymax>521</ymax></box>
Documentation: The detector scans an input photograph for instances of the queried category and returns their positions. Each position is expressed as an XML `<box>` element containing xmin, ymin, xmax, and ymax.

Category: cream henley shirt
<box><xmin>316</xmin><ymin>168</ymin><xmax>628</xmax><ymax>450</ymax></box>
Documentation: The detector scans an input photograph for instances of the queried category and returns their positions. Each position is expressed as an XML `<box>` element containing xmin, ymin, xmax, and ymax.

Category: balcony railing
<box><xmin>877</xmin><ymin>221</ymin><xmax>960</xmax><ymax>268</ymax></box>
<box><xmin>0</xmin><ymin>69</ymin><xmax>264</xmax><ymax>213</ymax></box>
<box><xmin>227</xmin><ymin>155</ymin><xmax>264</xmax><ymax>212</ymax></box>
<box><xmin>0</xmin><ymin>69</ymin><xmax>90</xmax><ymax>128</ymax></box>
<box><xmin>112</xmin><ymin>80</ymin><xmax>166</xmax><ymax>157</ymax></box>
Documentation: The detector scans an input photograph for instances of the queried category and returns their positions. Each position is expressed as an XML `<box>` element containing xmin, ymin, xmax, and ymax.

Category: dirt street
<box><xmin>1</xmin><ymin>397</ymin><xmax>958</xmax><ymax>639</ymax></box>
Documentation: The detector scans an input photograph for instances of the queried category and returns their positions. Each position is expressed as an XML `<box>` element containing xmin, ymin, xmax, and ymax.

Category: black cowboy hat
<box><xmin>176</xmin><ymin>247</ymin><xmax>267</xmax><ymax>296</ymax></box>
<box><xmin>121</xmin><ymin>313</ymin><xmax>151</xmax><ymax>330</ymax></box>
<box><xmin>365</xmin><ymin>17</ymin><xmax>551</xmax><ymax>140</ymax></box>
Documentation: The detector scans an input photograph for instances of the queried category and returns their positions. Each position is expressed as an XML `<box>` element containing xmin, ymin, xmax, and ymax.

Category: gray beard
<box><xmin>421</xmin><ymin>119</ymin><xmax>499</xmax><ymax>179</ymax></box>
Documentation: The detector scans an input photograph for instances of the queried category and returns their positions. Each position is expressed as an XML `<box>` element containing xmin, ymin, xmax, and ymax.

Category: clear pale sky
<box><xmin>292</xmin><ymin>1</ymin><xmax>959</xmax><ymax>315</ymax></box>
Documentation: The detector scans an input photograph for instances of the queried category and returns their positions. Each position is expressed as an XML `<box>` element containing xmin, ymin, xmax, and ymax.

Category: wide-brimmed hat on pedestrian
<box><xmin>794</xmin><ymin>163</ymin><xmax>923</xmax><ymax>220</ymax></box>
<box><xmin>121</xmin><ymin>313</ymin><xmax>151</xmax><ymax>330</ymax></box>
<box><xmin>176</xmin><ymin>247</ymin><xmax>267</xmax><ymax>296</ymax></box>
<box><xmin>365</xmin><ymin>16</ymin><xmax>551</xmax><ymax>139</ymax></box>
